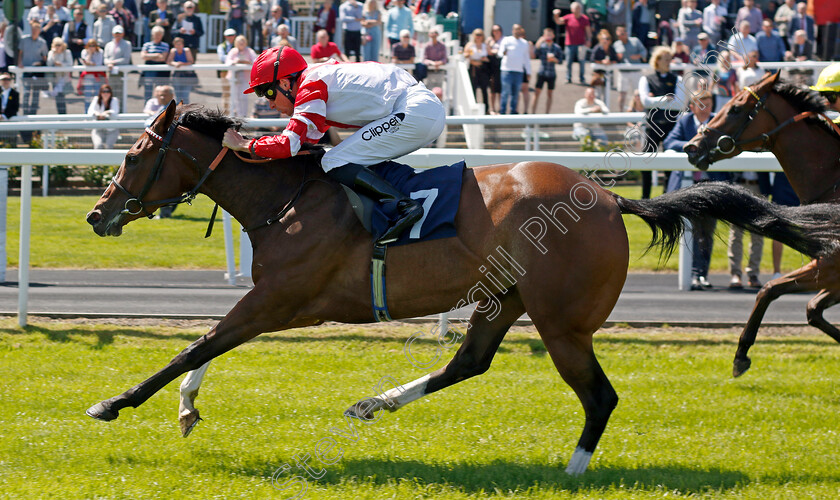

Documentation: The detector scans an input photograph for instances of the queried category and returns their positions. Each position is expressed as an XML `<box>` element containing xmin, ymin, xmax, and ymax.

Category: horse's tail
<box><xmin>611</xmin><ymin>181</ymin><xmax>840</xmax><ymax>260</ymax></box>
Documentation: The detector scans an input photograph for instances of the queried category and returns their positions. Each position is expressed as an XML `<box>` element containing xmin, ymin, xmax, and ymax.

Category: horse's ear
<box><xmin>765</xmin><ymin>70</ymin><xmax>781</xmax><ymax>87</ymax></box>
<box><xmin>153</xmin><ymin>100</ymin><xmax>178</xmax><ymax>134</ymax></box>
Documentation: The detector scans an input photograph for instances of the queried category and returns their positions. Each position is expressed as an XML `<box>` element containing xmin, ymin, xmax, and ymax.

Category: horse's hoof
<box><xmin>733</xmin><ymin>357</ymin><xmax>751</xmax><ymax>378</ymax></box>
<box><xmin>179</xmin><ymin>409</ymin><xmax>202</xmax><ymax>438</ymax></box>
<box><xmin>344</xmin><ymin>403</ymin><xmax>374</xmax><ymax>421</ymax></box>
<box><xmin>86</xmin><ymin>402</ymin><xmax>119</xmax><ymax>421</ymax></box>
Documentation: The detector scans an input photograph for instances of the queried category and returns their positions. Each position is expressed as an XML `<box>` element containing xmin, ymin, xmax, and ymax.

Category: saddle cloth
<box><xmin>343</xmin><ymin>160</ymin><xmax>465</xmax><ymax>246</ymax></box>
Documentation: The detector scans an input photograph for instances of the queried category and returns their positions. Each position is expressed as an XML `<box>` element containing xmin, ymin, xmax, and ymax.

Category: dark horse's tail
<box><xmin>612</xmin><ymin>182</ymin><xmax>840</xmax><ymax>260</ymax></box>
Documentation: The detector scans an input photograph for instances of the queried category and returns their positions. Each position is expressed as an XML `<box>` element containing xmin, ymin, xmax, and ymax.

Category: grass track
<box><xmin>4</xmin><ymin>185</ymin><xmax>812</xmax><ymax>272</ymax></box>
<box><xmin>2</xmin><ymin>320</ymin><xmax>839</xmax><ymax>498</ymax></box>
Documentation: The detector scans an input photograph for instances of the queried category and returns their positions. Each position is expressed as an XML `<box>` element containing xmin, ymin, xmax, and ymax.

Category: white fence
<box><xmin>3</xmin><ymin>148</ymin><xmax>782</xmax><ymax>325</ymax></box>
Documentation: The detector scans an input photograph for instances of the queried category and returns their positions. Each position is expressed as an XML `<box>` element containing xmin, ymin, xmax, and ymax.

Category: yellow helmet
<box><xmin>810</xmin><ymin>63</ymin><xmax>840</xmax><ymax>92</ymax></box>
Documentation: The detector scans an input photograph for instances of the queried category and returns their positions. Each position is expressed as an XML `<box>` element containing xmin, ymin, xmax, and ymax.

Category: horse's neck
<box><xmin>198</xmin><ymin>154</ymin><xmax>334</xmax><ymax>234</ymax></box>
<box><xmin>772</xmin><ymin>120</ymin><xmax>840</xmax><ymax>204</ymax></box>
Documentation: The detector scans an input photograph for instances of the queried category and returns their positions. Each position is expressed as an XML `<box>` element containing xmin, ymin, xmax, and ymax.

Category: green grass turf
<box><xmin>1</xmin><ymin>320</ymin><xmax>839</xmax><ymax>499</ymax></box>
<box><xmin>2</xmin><ymin>185</ymin><xmax>811</xmax><ymax>272</ymax></box>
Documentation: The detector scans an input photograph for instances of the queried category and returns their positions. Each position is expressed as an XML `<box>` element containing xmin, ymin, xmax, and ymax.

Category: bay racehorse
<box><xmin>684</xmin><ymin>71</ymin><xmax>840</xmax><ymax>377</ymax></box>
<box><xmin>85</xmin><ymin>101</ymin><xmax>840</xmax><ymax>474</ymax></box>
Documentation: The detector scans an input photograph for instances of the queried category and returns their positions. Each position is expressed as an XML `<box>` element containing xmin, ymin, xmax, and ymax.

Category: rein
<box><xmin>706</xmin><ymin>85</ymin><xmax>840</xmax><ymax>158</ymax></box>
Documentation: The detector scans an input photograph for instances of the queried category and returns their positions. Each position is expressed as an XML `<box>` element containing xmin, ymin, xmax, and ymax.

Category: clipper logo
<box><xmin>362</xmin><ymin>113</ymin><xmax>406</xmax><ymax>141</ymax></box>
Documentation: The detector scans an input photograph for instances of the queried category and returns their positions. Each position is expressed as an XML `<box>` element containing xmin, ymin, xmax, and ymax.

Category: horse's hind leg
<box><xmin>345</xmin><ymin>290</ymin><xmax>525</xmax><ymax>418</ymax></box>
<box><xmin>537</xmin><ymin>326</ymin><xmax>617</xmax><ymax>475</ymax></box>
<box><xmin>179</xmin><ymin>361</ymin><xmax>211</xmax><ymax>437</ymax></box>
<box><xmin>734</xmin><ymin>260</ymin><xmax>824</xmax><ymax>377</ymax></box>
<box><xmin>806</xmin><ymin>289</ymin><xmax>840</xmax><ymax>343</ymax></box>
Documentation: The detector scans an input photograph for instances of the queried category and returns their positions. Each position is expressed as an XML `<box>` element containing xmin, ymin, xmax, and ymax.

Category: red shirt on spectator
<box><xmin>812</xmin><ymin>0</ymin><xmax>840</xmax><ymax>25</ymax></box>
<box><xmin>562</xmin><ymin>13</ymin><xmax>590</xmax><ymax>46</ymax></box>
<box><xmin>311</xmin><ymin>42</ymin><xmax>342</xmax><ymax>61</ymax></box>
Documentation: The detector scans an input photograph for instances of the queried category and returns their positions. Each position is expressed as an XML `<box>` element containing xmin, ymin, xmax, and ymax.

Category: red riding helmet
<box><xmin>244</xmin><ymin>46</ymin><xmax>308</xmax><ymax>95</ymax></box>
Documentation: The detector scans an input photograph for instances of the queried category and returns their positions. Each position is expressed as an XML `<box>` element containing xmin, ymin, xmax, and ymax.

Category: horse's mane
<box><xmin>177</xmin><ymin>105</ymin><xmax>245</xmax><ymax>143</ymax></box>
<box><xmin>772</xmin><ymin>81</ymin><xmax>839</xmax><ymax>137</ymax></box>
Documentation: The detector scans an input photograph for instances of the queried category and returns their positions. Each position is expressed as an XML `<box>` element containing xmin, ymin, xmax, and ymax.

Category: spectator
<box><xmin>92</xmin><ymin>3</ymin><xmax>117</xmax><ymax>48</ymax></box>
<box><xmin>217</xmin><ymin>28</ymin><xmax>236</xmax><ymax>114</ymax></box>
<box><xmin>737</xmin><ymin>50</ymin><xmax>761</xmax><ymax>88</ymax></box>
<box><xmin>582</xmin><ymin>0</ymin><xmax>607</xmax><ymax>42</ymax></box>
<box><xmin>588</xmin><ymin>28</ymin><xmax>617</xmax><ymax>99</ymax></box>
<box><xmin>770</xmin><ymin>172</ymin><xmax>800</xmax><ymax>280</ymax></box>
<box><xmin>270</xmin><ymin>0</ymin><xmax>295</xmax><ymax>17</ymax></box>
<box><xmin>672</xmin><ymin>38</ymin><xmax>690</xmax><ymax>63</ymax></box>
<box><xmin>498</xmin><ymin>23</ymin><xmax>530</xmax><ymax>115</ymax></box>
<box><xmin>79</xmin><ymin>38</ymin><xmax>105</xmax><ymax>110</ymax></box>
<box><xmin>727</xmin><ymin>21</ymin><xmax>758</xmax><ymax>63</ymax></box>
<box><xmin>788</xmin><ymin>2</ymin><xmax>815</xmax><ymax>46</ymax></box>
<box><xmin>360</xmin><ymin>0</ymin><xmax>382</xmax><ymax>62</ymax></box>
<box><xmin>167</xmin><ymin>36</ymin><xmax>195</xmax><ymax>104</ymax></box>
<box><xmin>340</xmin><ymin>0</ymin><xmax>364</xmax><ymax>62</ymax></box>
<box><xmin>141</xmin><ymin>25</ymin><xmax>170</xmax><ymax>101</ymax></box>
<box><xmin>663</xmin><ymin>89</ymin><xmax>725</xmax><ymax>290</ymax></box>
<box><xmin>691</xmin><ymin>32</ymin><xmax>717</xmax><ymax>70</ymax></box>
<box><xmin>225</xmin><ymin>34</ymin><xmax>257</xmax><ymax>117</ymax></box>
<box><xmin>736</xmin><ymin>0</ymin><xmax>763</xmax><ymax>34</ymax></box>
<box><xmin>42</xmin><ymin>5</ymin><xmax>63</xmax><ymax>45</ymax></box>
<box><xmin>89</xmin><ymin>83</ymin><xmax>120</xmax><ymax>149</ymax></box>
<box><xmin>605</xmin><ymin>0</ymin><xmax>627</xmax><ymax>37</ymax></box>
<box><xmin>149</xmin><ymin>0</ymin><xmax>174</xmax><ymax>44</ymax></box>
<box><xmin>247</xmin><ymin>0</ymin><xmax>269</xmax><ymax>52</ymax></box>
<box><xmin>28</xmin><ymin>0</ymin><xmax>49</xmax><ymax>25</ymax></box>
<box><xmin>173</xmin><ymin>1</ymin><xmax>203</xmax><ymax>59</ymax></box>
<box><xmin>573</xmin><ymin>86</ymin><xmax>609</xmax><ymax>143</ymax></box>
<box><xmin>554</xmin><ymin>2</ymin><xmax>591</xmax><ymax>85</ymax></box>
<box><xmin>677</xmin><ymin>0</ymin><xmax>702</xmax><ymax>48</ymax></box>
<box><xmin>390</xmin><ymin>29</ymin><xmax>414</xmax><ymax>64</ymax></box>
<box><xmin>531</xmin><ymin>27</ymin><xmax>562</xmax><ymax>114</ymax></box>
<box><xmin>728</xmin><ymin>172</ymin><xmax>770</xmax><ymax>289</ymax></box>
<box><xmin>702</xmin><ymin>0</ymin><xmax>727</xmax><ymax>44</ymax></box>
<box><xmin>314</xmin><ymin>0</ymin><xmax>337</xmax><ymax>42</ymax></box>
<box><xmin>18</xmin><ymin>21</ymin><xmax>49</xmax><ymax>117</ymax></box>
<box><xmin>422</xmin><ymin>27</ymin><xmax>448</xmax><ymax>87</ymax></box>
<box><xmin>102</xmin><ymin>25</ymin><xmax>130</xmax><ymax>101</ymax></box>
<box><xmin>712</xmin><ymin>50</ymin><xmax>737</xmax><ymax>110</ymax></box>
<box><xmin>385</xmin><ymin>0</ymin><xmax>412</xmax><ymax>47</ymax></box>
<box><xmin>785</xmin><ymin>30</ymin><xmax>813</xmax><ymax>86</ymax></box>
<box><xmin>263</xmin><ymin>5</ymin><xmax>290</xmax><ymax>48</ymax></box>
<box><xmin>631</xmin><ymin>0</ymin><xmax>653</xmax><ymax>48</ymax></box>
<box><xmin>487</xmin><ymin>24</ymin><xmax>503</xmax><ymax>114</ymax></box>
<box><xmin>757</xmin><ymin>19</ymin><xmax>786</xmax><ymax>62</ymax></box>
<box><xmin>63</xmin><ymin>8</ymin><xmax>88</xmax><ymax>63</ymax></box>
<box><xmin>638</xmin><ymin>46</ymin><xmax>686</xmax><ymax>198</ymax></box>
<box><xmin>518</xmin><ymin>35</ymin><xmax>534</xmax><ymax>115</ymax></box>
<box><xmin>774</xmin><ymin>0</ymin><xmax>796</xmax><ymax>43</ymax></box>
<box><xmin>54</xmin><ymin>0</ymin><xmax>73</xmax><ymax>35</ymax></box>
<box><xmin>46</xmin><ymin>37</ymin><xmax>72</xmax><ymax>114</ymax></box>
<box><xmin>226</xmin><ymin>0</ymin><xmax>246</xmax><ymax>37</ymax></box>
<box><xmin>312</xmin><ymin>28</ymin><xmax>348</xmax><ymax>62</ymax></box>
<box><xmin>271</xmin><ymin>24</ymin><xmax>298</xmax><ymax>50</ymax></box>
<box><xmin>0</xmin><ymin>73</ymin><xmax>20</xmax><ymax>145</ymax></box>
<box><xmin>464</xmin><ymin>28</ymin><xmax>490</xmax><ymax>111</ymax></box>
<box><xmin>111</xmin><ymin>0</ymin><xmax>136</xmax><ymax>47</ymax></box>
<box><xmin>613</xmin><ymin>25</ymin><xmax>646</xmax><ymax>112</ymax></box>
<box><xmin>143</xmin><ymin>83</ymin><xmax>175</xmax><ymax>115</ymax></box>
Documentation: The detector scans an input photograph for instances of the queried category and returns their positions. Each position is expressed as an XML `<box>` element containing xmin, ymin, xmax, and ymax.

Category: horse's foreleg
<box><xmin>179</xmin><ymin>361</ymin><xmax>211</xmax><ymax>437</ymax></box>
<box><xmin>806</xmin><ymin>289</ymin><xmax>840</xmax><ymax>343</ymax></box>
<box><xmin>345</xmin><ymin>290</ymin><xmax>525</xmax><ymax>419</ymax></box>
<box><xmin>733</xmin><ymin>260</ymin><xmax>821</xmax><ymax>377</ymax></box>
<box><xmin>86</xmin><ymin>287</ymin><xmax>302</xmax><ymax>423</ymax></box>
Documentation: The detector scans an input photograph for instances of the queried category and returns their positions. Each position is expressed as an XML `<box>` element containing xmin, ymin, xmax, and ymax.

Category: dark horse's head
<box><xmin>684</xmin><ymin>71</ymin><xmax>832</xmax><ymax>170</ymax></box>
<box><xmin>85</xmin><ymin>101</ymin><xmax>243</xmax><ymax>236</ymax></box>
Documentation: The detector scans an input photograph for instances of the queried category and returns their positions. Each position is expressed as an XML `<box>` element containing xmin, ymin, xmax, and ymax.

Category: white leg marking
<box><xmin>383</xmin><ymin>374</ymin><xmax>430</xmax><ymax>410</ymax></box>
<box><xmin>565</xmin><ymin>447</ymin><xmax>592</xmax><ymax>475</ymax></box>
<box><xmin>179</xmin><ymin>361</ymin><xmax>211</xmax><ymax>414</ymax></box>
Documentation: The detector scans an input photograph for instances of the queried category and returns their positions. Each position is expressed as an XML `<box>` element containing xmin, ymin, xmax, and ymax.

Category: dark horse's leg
<box><xmin>806</xmin><ymin>289</ymin><xmax>840</xmax><ymax>342</ymax></box>
<box><xmin>733</xmin><ymin>260</ymin><xmax>826</xmax><ymax>377</ymax></box>
<box><xmin>344</xmin><ymin>290</ymin><xmax>525</xmax><ymax>419</ymax></box>
<box><xmin>86</xmin><ymin>285</ymin><xmax>310</xmax><ymax>421</ymax></box>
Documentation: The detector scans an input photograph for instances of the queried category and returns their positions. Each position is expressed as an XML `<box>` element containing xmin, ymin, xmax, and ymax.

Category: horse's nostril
<box><xmin>683</xmin><ymin>143</ymin><xmax>698</xmax><ymax>154</ymax></box>
<box><xmin>86</xmin><ymin>211</ymin><xmax>102</xmax><ymax>225</ymax></box>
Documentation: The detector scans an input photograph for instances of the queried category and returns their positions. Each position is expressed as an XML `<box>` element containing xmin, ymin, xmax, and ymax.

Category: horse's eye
<box><xmin>125</xmin><ymin>155</ymin><xmax>139</xmax><ymax>167</ymax></box>
<box><xmin>730</xmin><ymin>105</ymin><xmax>741</xmax><ymax>115</ymax></box>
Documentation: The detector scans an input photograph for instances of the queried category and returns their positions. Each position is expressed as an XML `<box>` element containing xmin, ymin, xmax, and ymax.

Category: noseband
<box><xmin>110</xmin><ymin>118</ymin><xmax>229</xmax><ymax>218</ymax></box>
<box><xmin>705</xmin><ymin>85</ymin><xmax>840</xmax><ymax>161</ymax></box>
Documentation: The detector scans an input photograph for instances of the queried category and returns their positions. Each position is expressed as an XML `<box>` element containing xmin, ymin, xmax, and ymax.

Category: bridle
<box><xmin>705</xmin><ymin>85</ymin><xmax>840</xmax><ymax>161</ymax></box>
<box><xmin>110</xmin><ymin>117</ymin><xmax>229</xmax><ymax>219</ymax></box>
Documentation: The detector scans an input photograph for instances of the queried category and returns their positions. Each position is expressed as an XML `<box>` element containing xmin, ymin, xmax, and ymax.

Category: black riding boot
<box><xmin>328</xmin><ymin>164</ymin><xmax>424</xmax><ymax>244</ymax></box>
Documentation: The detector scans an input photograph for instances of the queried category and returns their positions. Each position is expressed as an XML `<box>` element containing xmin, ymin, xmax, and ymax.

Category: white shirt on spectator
<box><xmin>498</xmin><ymin>35</ymin><xmax>531</xmax><ymax>74</ymax></box>
<box><xmin>638</xmin><ymin>73</ymin><xmax>688</xmax><ymax>111</ymax></box>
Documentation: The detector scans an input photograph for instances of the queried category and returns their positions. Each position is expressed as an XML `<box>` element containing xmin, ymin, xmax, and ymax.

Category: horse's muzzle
<box><xmin>683</xmin><ymin>143</ymin><xmax>709</xmax><ymax>171</ymax></box>
<box><xmin>86</xmin><ymin>209</ymin><xmax>123</xmax><ymax>237</ymax></box>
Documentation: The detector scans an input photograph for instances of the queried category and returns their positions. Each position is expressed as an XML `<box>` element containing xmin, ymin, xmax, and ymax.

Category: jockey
<box><xmin>222</xmin><ymin>46</ymin><xmax>446</xmax><ymax>245</ymax></box>
<box><xmin>811</xmin><ymin>62</ymin><xmax>840</xmax><ymax>122</ymax></box>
